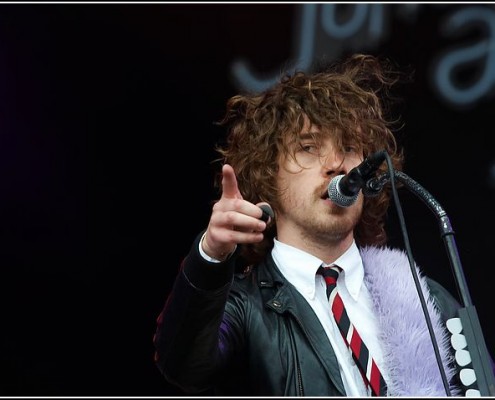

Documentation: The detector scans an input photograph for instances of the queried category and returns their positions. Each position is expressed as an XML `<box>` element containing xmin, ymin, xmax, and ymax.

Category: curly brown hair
<box><xmin>214</xmin><ymin>54</ymin><xmax>407</xmax><ymax>265</ymax></box>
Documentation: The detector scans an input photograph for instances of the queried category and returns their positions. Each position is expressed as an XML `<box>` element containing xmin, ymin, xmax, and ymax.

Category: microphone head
<box><xmin>328</xmin><ymin>175</ymin><xmax>359</xmax><ymax>207</ymax></box>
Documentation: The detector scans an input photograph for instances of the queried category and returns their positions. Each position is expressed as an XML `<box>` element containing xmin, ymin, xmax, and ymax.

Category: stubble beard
<box><xmin>305</xmin><ymin>208</ymin><xmax>359</xmax><ymax>246</ymax></box>
<box><xmin>298</xmin><ymin>187</ymin><xmax>363</xmax><ymax>245</ymax></box>
<box><xmin>277</xmin><ymin>186</ymin><xmax>362</xmax><ymax>247</ymax></box>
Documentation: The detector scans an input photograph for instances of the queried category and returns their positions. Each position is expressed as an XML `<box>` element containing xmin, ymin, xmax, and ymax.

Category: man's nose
<box><xmin>321</xmin><ymin>152</ymin><xmax>346</xmax><ymax>176</ymax></box>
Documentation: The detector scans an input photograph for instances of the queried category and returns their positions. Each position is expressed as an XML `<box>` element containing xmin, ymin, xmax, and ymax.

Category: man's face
<box><xmin>275</xmin><ymin>119</ymin><xmax>364</xmax><ymax>249</ymax></box>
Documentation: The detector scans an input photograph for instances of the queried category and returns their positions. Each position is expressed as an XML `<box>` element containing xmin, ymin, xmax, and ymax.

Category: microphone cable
<box><xmin>383</xmin><ymin>151</ymin><xmax>452</xmax><ymax>396</ymax></box>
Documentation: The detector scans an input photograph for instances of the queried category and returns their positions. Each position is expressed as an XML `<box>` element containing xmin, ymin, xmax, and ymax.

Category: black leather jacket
<box><xmin>154</xmin><ymin>232</ymin><xmax>462</xmax><ymax>396</ymax></box>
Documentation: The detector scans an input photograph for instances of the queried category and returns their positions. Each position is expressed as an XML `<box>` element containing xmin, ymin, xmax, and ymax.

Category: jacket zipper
<box><xmin>285</xmin><ymin>314</ymin><xmax>305</xmax><ymax>396</ymax></box>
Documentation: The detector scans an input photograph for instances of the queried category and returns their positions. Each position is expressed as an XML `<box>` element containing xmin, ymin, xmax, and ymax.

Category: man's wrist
<box><xmin>199</xmin><ymin>232</ymin><xmax>236</xmax><ymax>263</ymax></box>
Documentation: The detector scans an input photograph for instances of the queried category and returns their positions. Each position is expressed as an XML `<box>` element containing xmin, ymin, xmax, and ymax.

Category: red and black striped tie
<box><xmin>317</xmin><ymin>265</ymin><xmax>387</xmax><ymax>397</ymax></box>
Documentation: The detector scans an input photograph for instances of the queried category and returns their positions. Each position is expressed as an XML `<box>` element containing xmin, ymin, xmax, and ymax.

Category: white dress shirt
<box><xmin>272</xmin><ymin>238</ymin><xmax>390</xmax><ymax>397</ymax></box>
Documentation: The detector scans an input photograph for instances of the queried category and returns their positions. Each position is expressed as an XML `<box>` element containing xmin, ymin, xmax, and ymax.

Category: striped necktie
<box><xmin>317</xmin><ymin>265</ymin><xmax>387</xmax><ymax>397</ymax></box>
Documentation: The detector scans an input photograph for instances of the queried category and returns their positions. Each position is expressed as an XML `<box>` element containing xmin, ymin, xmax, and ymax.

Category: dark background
<box><xmin>0</xmin><ymin>2</ymin><xmax>494</xmax><ymax>396</ymax></box>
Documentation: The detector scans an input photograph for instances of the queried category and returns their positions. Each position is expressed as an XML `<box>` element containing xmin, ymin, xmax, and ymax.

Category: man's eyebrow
<box><xmin>298</xmin><ymin>132</ymin><xmax>319</xmax><ymax>140</ymax></box>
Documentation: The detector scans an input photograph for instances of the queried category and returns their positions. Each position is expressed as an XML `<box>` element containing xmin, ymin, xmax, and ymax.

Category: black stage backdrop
<box><xmin>0</xmin><ymin>2</ymin><xmax>494</xmax><ymax>396</ymax></box>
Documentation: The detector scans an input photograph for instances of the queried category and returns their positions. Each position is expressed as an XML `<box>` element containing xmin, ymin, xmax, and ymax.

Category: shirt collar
<box><xmin>326</xmin><ymin>240</ymin><xmax>364</xmax><ymax>301</ymax></box>
<box><xmin>272</xmin><ymin>239</ymin><xmax>323</xmax><ymax>299</ymax></box>
<box><xmin>272</xmin><ymin>238</ymin><xmax>364</xmax><ymax>301</ymax></box>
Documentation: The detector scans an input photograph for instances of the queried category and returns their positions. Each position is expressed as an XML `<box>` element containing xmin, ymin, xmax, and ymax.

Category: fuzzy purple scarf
<box><xmin>360</xmin><ymin>246</ymin><xmax>461</xmax><ymax>396</ymax></box>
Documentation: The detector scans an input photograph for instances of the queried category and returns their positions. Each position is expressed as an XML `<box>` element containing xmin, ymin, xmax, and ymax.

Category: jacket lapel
<box><xmin>262</xmin><ymin>257</ymin><xmax>346</xmax><ymax>395</ymax></box>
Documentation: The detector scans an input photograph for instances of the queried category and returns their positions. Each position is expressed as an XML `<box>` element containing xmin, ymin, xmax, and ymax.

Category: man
<box><xmin>153</xmin><ymin>54</ymin><xmax>462</xmax><ymax>396</ymax></box>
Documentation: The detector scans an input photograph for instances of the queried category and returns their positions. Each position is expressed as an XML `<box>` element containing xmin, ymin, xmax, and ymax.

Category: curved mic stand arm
<box><xmin>368</xmin><ymin>170</ymin><xmax>495</xmax><ymax>396</ymax></box>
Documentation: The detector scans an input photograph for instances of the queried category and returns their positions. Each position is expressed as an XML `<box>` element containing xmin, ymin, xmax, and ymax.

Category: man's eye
<box><xmin>300</xmin><ymin>144</ymin><xmax>318</xmax><ymax>154</ymax></box>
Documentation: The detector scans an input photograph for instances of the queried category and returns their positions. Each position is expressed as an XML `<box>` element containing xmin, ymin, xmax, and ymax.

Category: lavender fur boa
<box><xmin>360</xmin><ymin>246</ymin><xmax>462</xmax><ymax>396</ymax></box>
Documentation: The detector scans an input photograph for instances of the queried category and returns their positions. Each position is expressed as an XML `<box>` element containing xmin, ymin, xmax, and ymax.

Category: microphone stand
<box><xmin>368</xmin><ymin>170</ymin><xmax>495</xmax><ymax>396</ymax></box>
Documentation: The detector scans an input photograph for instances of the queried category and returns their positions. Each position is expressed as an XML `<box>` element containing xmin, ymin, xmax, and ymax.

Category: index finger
<box><xmin>221</xmin><ymin>164</ymin><xmax>243</xmax><ymax>200</ymax></box>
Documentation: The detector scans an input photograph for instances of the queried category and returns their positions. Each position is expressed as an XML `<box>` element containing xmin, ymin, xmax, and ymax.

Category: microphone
<box><xmin>328</xmin><ymin>150</ymin><xmax>387</xmax><ymax>207</ymax></box>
